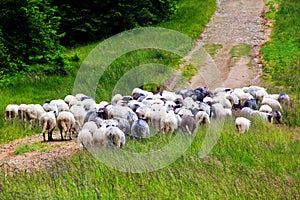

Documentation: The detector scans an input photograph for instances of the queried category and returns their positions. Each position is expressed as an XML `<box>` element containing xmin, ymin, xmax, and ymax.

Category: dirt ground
<box><xmin>0</xmin><ymin>0</ymin><xmax>272</xmax><ymax>173</ymax></box>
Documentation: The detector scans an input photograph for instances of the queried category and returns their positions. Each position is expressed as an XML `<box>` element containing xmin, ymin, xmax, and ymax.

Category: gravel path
<box><xmin>166</xmin><ymin>0</ymin><xmax>268</xmax><ymax>90</ymax></box>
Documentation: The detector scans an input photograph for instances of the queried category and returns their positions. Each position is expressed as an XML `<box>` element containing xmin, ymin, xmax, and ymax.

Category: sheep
<box><xmin>259</xmin><ymin>104</ymin><xmax>273</xmax><ymax>113</ymax></box>
<box><xmin>75</xmin><ymin>93</ymin><xmax>88</xmax><ymax>101</ymax></box>
<box><xmin>235</xmin><ymin>117</ymin><xmax>251</xmax><ymax>133</ymax></box>
<box><xmin>108</xmin><ymin>104</ymin><xmax>132</xmax><ymax>119</ymax></box>
<box><xmin>39</xmin><ymin>111</ymin><xmax>56</xmax><ymax>141</ymax></box>
<box><xmin>261</xmin><ymin>97</ymin><xmax>282</xmax><ymax>111</ymax></box>
<box><xmin>195</xmin><ymin>111</ymin><xmax>210</xmax><ymax>126</ymax></box>
<box><xmin>198</xmin><ymin>102</ymin><xmax>211</xmax><ymax>116</ymax></box>
<box><xmin>57</xmin><ymin>111</ymin><xmax>76</xmax><ymax>140</ymax></box>
<box><xmin>251</xmin><ymin>111</ymin><xmax>272</xmax><ymax>123</ymax></box>
<box><xmin>177</xmin><ymin>107</ymin><xmax>194</xmax><ymax>118</ymax></box>
<box><xmin>211</xmin><ymin>103</ymin><xmax>227</xmax><ymax>119</ymax></box>
<box><xmin>240</xmin><ymin>107</ymin><xmax>254</xmax><ymax>116</ymax></box>
<box><xmin>131</xmin><ymin>119</ymin><xmax>150</xmax><ymax>139</ymax></box>
<box><xmin>278</xmin><ymin>93</ymin><xmax>290</xmax><ymax>109</ymax></box>
<box><xmin>82</xmin><ymin>98</ymin><xmax>96</xmax><ymax>111</ymax></box>
<box><xmin>43</xmin><ymin>102</ymin><xmax>58</xmax><ymax>115</ymax></box>
<box><xmin>82</xmin><ymin>121</ymin><xmax>98</xmax><ymax>136</ymax></box>
<box><xmin>5</xmin><ymin>104</ymin><xmax>19</xmax><ymax>124</ymax></box>
<box><xmin>25</xmin><ymin>104</ymin><xmax>45</xmax><ymax>129</ymax></box>
<box><xmin>111</xmin><ymin>94</ymin><xmax>123</xmax><ymax>104</ymax></box>
<box><xmin>106</xmin><ymin>126</ymin><xmax>126</xmax><ymax>148</ymax></box>
<box><xmin>93</xmin><ymin>126</ymin><xmax>109</xmax><ymax>148</ymax></box>
<box><xmin>50</xmin><ymin>99</ymin><xmax>69</xmax><ymax>112</ymax></box>
<box><xmin>70</xmin><ymin>105</ymin><xmax>86</xmax><ymax>127</ymax></box>
<box><xmin>135</xmin><ymin>106</ymin><xmax>151</xmax><ymax>121</ymax></box>
<box><xmin>270</xmin><ymin>110</ymin><xmax>282</xmax><ymax>124</ymax></box>
<box><xmin>113</xmin><ymin>117</ymin><xmax>131</xmax><ymax>136</ymax></box>
<box><xmin>212</xmin><ymin>95</ymin><xmax>232</xmax><ymax>109</ymax></box>
<box><xmin>243</xmin><ymin>99</ymin><xmax>257</xmax><ymax>110</ymax></box>
<box><xmin>161</xmin><ymin>110</ymin><xmax>178</xmax><ymax>134</ymax></box>
<box><xmin>18</xmin><ymin>104</ymin><xmax>28</xmax><ymax>125</ymax></box>
<box><xmin>255</xmin><ymin>89</ymin><xmax>268</xmax><ymax>102</ymax></box>
<box><xmin>77</xmin><ymin>129</ymin><xmax>93</xmax><ymax>149</ymax></box>
<box><xmin>149</xmin><ymin>103</ymin><xmax>167</xmax><ymax>131</ymax></box>
<box><xmin>64</xmin><ymin>94</ymin><xmax>76</xmax><ymax>106</ymax></box>
<box><xmin>180</xmin><ymin>116</ymin><xmax>197</xmax><ymax>134</ymax></box>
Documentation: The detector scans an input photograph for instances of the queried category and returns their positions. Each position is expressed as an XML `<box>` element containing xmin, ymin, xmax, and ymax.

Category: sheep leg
<box><xmin>48</xmin><ymin>129</ymin><xmax>54</xmax><ymax>141</ymax></box>
<box><xmin>60</xmin><ymin>129</ymin><xmax>64</xmax><ymax>141</ymax></box>
<box><xmin>43</xmin><ymin>132</ymin><xmax>46</xmax><ymax>142</ymax></box>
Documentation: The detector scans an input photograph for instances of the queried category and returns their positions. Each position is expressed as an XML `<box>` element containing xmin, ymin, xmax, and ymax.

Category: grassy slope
<box><xmin>261</xmin><ymin>0</ymin><xmax>300</xmax><ymax>127</ymax></box>
<box><xmin>1</xmin><ymin>0</ymin><xmax>300</xmax><ymax>199</ymax></box>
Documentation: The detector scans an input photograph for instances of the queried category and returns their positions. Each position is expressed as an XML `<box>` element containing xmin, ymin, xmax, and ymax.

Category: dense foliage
<box><xmin>0</xmin><ymin>0</ymin><xmax>178</xmax><ymax>85</ymax></box>
<box><xmin>0</xmin><ymin>0</ymin><xmax>70</xmax><ymax>81</ymax></box>
<box><xmin>52</xmin><ymin>0</ymin><xmax>178</xmax><ymax>46</ymax></box>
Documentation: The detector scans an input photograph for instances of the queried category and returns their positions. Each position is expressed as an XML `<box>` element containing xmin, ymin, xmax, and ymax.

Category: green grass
<box><xmin>261</xmin><ymin>0</ymin><xmax>300</xmax><ymax>126</ymax></box>
<box><xmin>1</xmin><ymin>119</ymin><xmax>299</xmax><ymax>199</ymax></box>
<box><xmin>203</xmin><ymin>43</ymin><xmax>223</xmax><ymax>57</ymax></box>
<box><xmin>14</xmin><ymin>142</ymin><xmax>51</xmax><ymax>155</ymax></box>
<box><xmin>229</xmin><ymin>44</ymin><xmax>251</xmax><ymax>67</ymax></box>
<box><xmin>158</xmin><ymin>0</ymin><xmax>217</xmax><ymax>39</ymax></box>
<box><xmin>182</xmin><ymin>64</ymin><xmax>198</xmax><ymax>80</ymax></box>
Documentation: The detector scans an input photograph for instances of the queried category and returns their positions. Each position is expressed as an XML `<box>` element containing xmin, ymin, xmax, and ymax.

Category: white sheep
<box><xmin>57</xmin><ymin>111</ymin><xmax>76</xmax><ymax>140</ymax></box>
<box><xmin>18</xmin><ymin>104</ymin><xmax>28</xmax><ymax>125</ymax></box>
<box><xmin>108</xmin><ymin>104</ymin><xmax>131</xmax><ymax>119</ymax></box>
<box><xmin>261</xmin><ymin>97</ymin><xmax>282</xmax><ymax>111</ymax></box>
<box><xmin>195</xmin><ymin>111</ymin><xmax>210</xmax><ymax>126</ymax></box>
<box><xmin>235</xmin><ymin>117</ymin><xmax>251</xmax><ymax>133</ymax></box>
<box><xmin>78</xmin><ymin>129</ymin><xmax>93</xmax><ymax>149</ymax></box>
<box><xmin>5</xmin><ymin>104</ymin><xmax>19</xmax><ymax>124</ymax></box>
<box><xmin>50</xmin><ymin>99</ymin><xmax>70</xmax><ymax>112</ymax></box>
<box><xmin>43</xmin><ymin>102</ymin><xmax>58</xmax><ymax>115</ymax></box>
<box><xmin>25</xmin><ymin>104</ymin><xmax>45</xmax><ymax>129</ymax></box>
<box><xmin>82</xmin><ymin>98</ymin><xmax>96</xmax><ymax>111</ymax></box>
<box><xmin>64</xmin><ymin>94</ymin><xmax>76</xmax><ymax>106</ymax></box>
<box><xmin>161</xmin><ymin>110</ymin><xmax>178</xmax><ymax>134</ymax></box>
<box><xmin>251</xmin><ymin>110</ymin><xmax>272</xmax><ymax>122</ymax></box>
<box><xmin>259</xmin><ymin>104</ymin><xmax>273</xmax><ymax>113</ymax></box>
<box><xmin>177</xmin><ymin>107</ymin><xmax>193</xmax><ymax>118</ymax></box>
<box><xmin>149</xmin><ymin>103</ymin><xmax>167</xmax><ymax>131</ymax></box>
<box><xmin>75</xmin><ymin>93</ymin><xmax>88</xmax><ymax>101</ymax></box>
<box><xmin>93</xmin><ymin>126</ymin><xmax>109</xmax><ymax>148</ymax></box>
<box><xmin>82</xmin><ymin>121</ymin><xmax>98</xmax><ymax>136</ymax></box>
<box><xmin>212</xmin><ymin>103</ymin><xmax>227</xmax><ymax>119</ymax></box>
<box><xmin>70</xmin><ymin>105</ymin><xmax>86</xmax><ymax>127</ymax></box>
<box><xmin>39</xmin><ymin>111</ymin><xmax>56</xmax><ymax>141</ymax></box>
<box><xmin>106</xmin><ymin>126</ymin><xmax>126</xmax><ymax>148</ymax></box>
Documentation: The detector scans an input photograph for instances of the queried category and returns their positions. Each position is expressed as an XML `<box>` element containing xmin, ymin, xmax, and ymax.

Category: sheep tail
<box><xmin>185</xmin><ymin>125</ymin><xmax>192</xmax><ymax>135</ymax></box>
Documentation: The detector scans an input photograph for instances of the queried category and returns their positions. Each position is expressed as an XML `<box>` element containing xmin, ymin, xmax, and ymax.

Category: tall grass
<box><xmin>261</xmin><ymin>0</ymin><xmax>300</xmax><ymax>126</ymax></box>
<box><xmin>1</xmin><ymin>119</ymin><xmax>299</xmax><ymax>199</ymax></box>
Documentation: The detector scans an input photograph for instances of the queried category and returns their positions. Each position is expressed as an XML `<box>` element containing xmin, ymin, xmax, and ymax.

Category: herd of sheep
<box><xmin>5</xmin><ymin>85</ymin><xmax>290</xmax><ymax>149</ymax></box>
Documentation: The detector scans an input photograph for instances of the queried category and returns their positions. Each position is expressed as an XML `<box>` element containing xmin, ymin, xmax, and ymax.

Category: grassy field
<box><xmin>0</xmin><ymin>0</ymin><xmax>300</xmax><ymax>199</ymax></box>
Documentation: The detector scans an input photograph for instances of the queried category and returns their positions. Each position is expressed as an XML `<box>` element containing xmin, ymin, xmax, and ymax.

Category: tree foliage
<box><xmin>0</xmin><ymin>0</ymin><xmax>71</xmax><ymax>80</ymax></box>
<box><xmin>52</xmin><ymin>0</ymin><xmax>178</xmax><ymax>46</ymax></box>
<box><xmin>0</xmin><ymin>0</ymin><xmax>178</xmax><ymax>84</ymax></box>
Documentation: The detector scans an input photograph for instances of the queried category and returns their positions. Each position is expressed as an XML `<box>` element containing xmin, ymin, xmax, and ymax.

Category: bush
<box><xmin>0</xmin><ymin>0</ymin><xmax>72</xmax><ymax>84</ymax></box>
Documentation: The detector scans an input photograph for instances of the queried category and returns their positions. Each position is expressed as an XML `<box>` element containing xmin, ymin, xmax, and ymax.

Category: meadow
<box><xmin>0</xmin><ymin>0</ymin><xmax>299</xmax><ymax>199</ymax></box>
